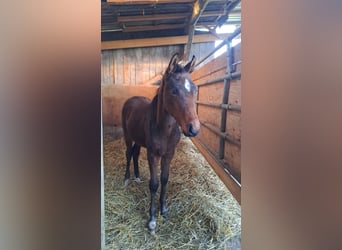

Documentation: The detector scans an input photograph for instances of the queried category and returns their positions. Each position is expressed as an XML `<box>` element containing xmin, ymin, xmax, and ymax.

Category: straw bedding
<box><xmin>104</xmin><ymin>133</ymin><xmax>241</xmax><ymax>250</ymax></box>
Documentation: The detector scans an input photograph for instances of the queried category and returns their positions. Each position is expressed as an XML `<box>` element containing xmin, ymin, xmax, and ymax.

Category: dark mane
<box><xmin>150</xmin><ymin>95</ymin><xmax>159</xmax><ymax>124</ymax></box>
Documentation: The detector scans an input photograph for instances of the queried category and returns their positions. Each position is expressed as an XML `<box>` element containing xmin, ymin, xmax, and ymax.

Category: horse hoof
<box><xmin>124</xmin><ymin>179</ymin><xmax>130</xmax><ymax>187</ymax></box>
<box><xmin>148</xmin><ymin>220</ymin><xmax>157</xmax><ymax>231</ymax></box>
<box><xmin>161</xmin><ymin>210</ymin><xmax>168</xmax><ymax>219</ymax></box>
<box><xmin>134</xmin><ymin>177</ymin><xmax>143</xmax><ymax>183</ymax></box>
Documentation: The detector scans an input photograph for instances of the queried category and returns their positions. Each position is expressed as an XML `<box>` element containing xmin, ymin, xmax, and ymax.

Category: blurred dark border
<box><xmin>0</xmin><ymin>1</ymin><xmax>101</xmax><ymax>250</ymax></box>
<box><xmin>1</xmin><ymin>1</ymin><xmax>342</xmax><ymax>250</ymax></box>
<box><xmin>242</xmin><ymin>1</ymin><xmax>342</xmax><ymax>249</ymax></box>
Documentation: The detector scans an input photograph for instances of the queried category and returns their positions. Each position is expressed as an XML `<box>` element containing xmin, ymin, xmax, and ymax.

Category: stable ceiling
<box><xmin>101</xmin><ymin>0</ymin><xmax>241</xmax><ymax>42</ymax></box>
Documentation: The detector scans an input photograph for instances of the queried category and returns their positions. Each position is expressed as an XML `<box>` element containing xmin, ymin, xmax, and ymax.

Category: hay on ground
<box><xmin>104</xmin><ymin>133</ymin><xmax>241</xmax><ymax>250</ymax></box>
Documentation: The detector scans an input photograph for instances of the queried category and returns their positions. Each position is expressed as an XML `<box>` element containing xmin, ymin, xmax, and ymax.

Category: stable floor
<box><xmin>104</xmin><ymin>133</ymin><xmax>241</xmax><ymax>249</ymax></box>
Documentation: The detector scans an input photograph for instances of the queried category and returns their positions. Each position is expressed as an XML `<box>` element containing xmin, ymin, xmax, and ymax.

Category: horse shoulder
<box><xmin>169</xmin><ymin>124</ymin><xmax>181</xmax><ymax>147</ymax></box>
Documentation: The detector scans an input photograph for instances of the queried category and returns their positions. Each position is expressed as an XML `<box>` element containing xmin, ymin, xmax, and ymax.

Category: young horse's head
<box><xmin>157</xmin><ymin>53</ymin><xmax>200</xmax><ymax>137</ymax></box>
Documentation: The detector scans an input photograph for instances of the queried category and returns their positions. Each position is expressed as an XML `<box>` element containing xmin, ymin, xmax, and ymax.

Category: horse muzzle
<box><xmin>184</xmin><ymin>122</ymin><xmax>200</xmax><ymax>137</ymax></box>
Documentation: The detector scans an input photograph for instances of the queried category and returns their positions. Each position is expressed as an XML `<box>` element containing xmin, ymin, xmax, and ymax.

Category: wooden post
<box><xmin>184</xmin><ymin>0</ymin><xmax>210</xmax><ymax>61</ymax></box>
<box><xmin>218</xmin><ymin>39</ymin><xmax>233</xmax><ymax>159</ymax></box>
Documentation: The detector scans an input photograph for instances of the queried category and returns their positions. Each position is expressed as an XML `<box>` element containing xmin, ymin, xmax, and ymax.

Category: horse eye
<box><xmin>175</xmin><ymin>75</ymin><xmax>181</xmax><ymax>81</ymax></box>
<box><xmin>171</xmin><ymin>88</ymin><xmax>179</xmax><ymax>95</ymax></box>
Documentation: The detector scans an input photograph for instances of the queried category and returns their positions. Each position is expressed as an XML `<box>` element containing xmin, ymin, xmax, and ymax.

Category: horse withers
<box><xmin>121</xmin><ymin>53</ymin><xmax>200</xmax><ymax>233</ymax></box>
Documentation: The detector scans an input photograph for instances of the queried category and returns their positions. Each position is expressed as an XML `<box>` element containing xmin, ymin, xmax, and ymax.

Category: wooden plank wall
<box><xmin>101</xmin><ymin>45</ymin><xmax>182</xmax><ymax>85</ymax></box>
<box><xmin>101</xmin><ymin>42</ymin><xmax>215</xmax><ymax>85</ymax></box>
<box><xmin>102</xmin><ymin>42</ymin><xmax>216</xmax><ymax>127</ymax></box>
<box><xmin>102</xmin><ymin>85</ymin><xmax>158</xmax><ymax>126</ymax></box>
<box><xmin>191</xmin><ymin>42</ymin><xmax>241</xmax><ymax>184</ymax></box>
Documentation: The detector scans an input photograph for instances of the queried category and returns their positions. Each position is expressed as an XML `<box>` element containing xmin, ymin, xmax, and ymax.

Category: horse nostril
<box><xmin>187</xmin><ymin>123</ymin><xmax>200</xmax><ymax>137</ymax></box>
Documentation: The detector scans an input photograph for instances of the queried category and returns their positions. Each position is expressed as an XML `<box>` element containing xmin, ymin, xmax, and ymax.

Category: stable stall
<box><xmin>101</xmin><ymin>1</ymin><xmax>241</xmax><ymax>248</ymax></box>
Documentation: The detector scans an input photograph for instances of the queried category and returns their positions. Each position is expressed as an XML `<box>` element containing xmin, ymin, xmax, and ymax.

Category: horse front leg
<box><xmin>147</xmin><ymin>151</ymin><xmax>160</xmax><ymax>232</ymax></box>
<box><xmin>160</xmin><ymin>153</ymin><xmax>173</xmax><ymax>218</ymax></box>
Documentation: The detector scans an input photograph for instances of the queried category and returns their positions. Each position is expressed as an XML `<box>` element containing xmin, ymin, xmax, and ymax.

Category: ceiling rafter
<box><xmin>107</xmin><ymin>0</ymin><xmax>195</xmax><ymax>4</ymax></box>
<box><xmin>101</xmin><ymin>0</ymin><xmax>241</xmax><ymax>43</ymax></box>
<box><xmin>122</xmin><ymin>23</ymin><xmax>186</xmax><ymax>32</ymax></box>
<box><xmin>118</xmin><ymin>13</ymin><xmax>191</xmax><ymax>22</ymax></box>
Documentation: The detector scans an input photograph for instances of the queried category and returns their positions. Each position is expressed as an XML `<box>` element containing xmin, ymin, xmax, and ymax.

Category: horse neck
<box><xmin>151</xmin><ymin>94</ymin><xmax>176</xmax><ymax>133</ymax></box>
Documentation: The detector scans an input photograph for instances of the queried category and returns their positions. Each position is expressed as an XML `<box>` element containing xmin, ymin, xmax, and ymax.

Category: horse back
<box><xmin>122</xmin><ymin>96</ymin><xmax>151</xmax><ymax>147</ymax></box>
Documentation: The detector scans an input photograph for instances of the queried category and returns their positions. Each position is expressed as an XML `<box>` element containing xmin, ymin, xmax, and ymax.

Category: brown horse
<box><xmin>121</xmin><ymin>53</ymin><xmax>200</xmax><ymax>233</ymax></box>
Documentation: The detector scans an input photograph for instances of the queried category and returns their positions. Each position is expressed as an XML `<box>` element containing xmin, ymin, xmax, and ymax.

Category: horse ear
<box><xmin>167</xmin><ymin>53</ymin><xmax>180</xmax><ymax>74</ymax></box>
<box><xmin>184</xmin><ymin>55</ymin><xmax>196</xmax><ymax>73</ymax></box>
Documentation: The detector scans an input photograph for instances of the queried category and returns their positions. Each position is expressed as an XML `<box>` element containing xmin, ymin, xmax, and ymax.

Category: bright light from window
<box><xmin>216</xmin><ymin>24</ymin><xmax>237</xmax><ymax>34</ymax></box>
<box><xmin>214</xmin><ymin>25</ymin><xmax>241</xmax><ymax>58</ymax></box>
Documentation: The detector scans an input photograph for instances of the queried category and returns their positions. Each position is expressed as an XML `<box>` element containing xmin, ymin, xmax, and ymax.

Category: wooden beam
<box><xmin>101</xmin><ymin>33</ymin><xmax>228</xmax><ymax>50</ymax></box>
<box><xmin>222</xmin><ymin>20</ymin><xmax>242</xmax><ymax>25</ymax></box>
<box><xmin>108</xmin><ymin>0</ymin><xmax>195</xmax><ymax>4</ymax></box>
<box><xmin>123</xmin><ymin>23</ymin><xmax>186</xmax><ymax>32</ymax></box>
<box><xmin>201</xmin><ymin>10</ymin><xmax>226</xmax><ymax>17</ymax></box>
<box><xmin>118</xmin><ymin>13</ymin><xmax>190</xmax><ymax>22</ymax></box>
<box><xmin>191</xmin><ymin>137</ymin><xmax>241</xmax><ymax>204</ymax></box>
<box><xmin>197</xmin><ymin>21</ymin><xmax>220</xmax><ymax>26</ymax></box>
<box><xmin>184</xmin><ymin>0</ymin><xmax>210</xmax><ymax>60</ymax></box>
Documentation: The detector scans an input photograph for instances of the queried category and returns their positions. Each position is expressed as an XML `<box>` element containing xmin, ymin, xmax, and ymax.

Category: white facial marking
<box><xmin>184</xmin><ymin>79</ymin><xmax>191</xmax><ymax>92</ymax></box>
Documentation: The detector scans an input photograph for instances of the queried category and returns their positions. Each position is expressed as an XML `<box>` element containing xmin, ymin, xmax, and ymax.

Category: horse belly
<box><xmin>122</xmin><ymin>96</ymin><xmax>150</xmax><ymax>147</ymax></box>
<box><xmin>127</xmin><ymin>115</ymin><xmax>147</xmax><ymax>146</ymax></box>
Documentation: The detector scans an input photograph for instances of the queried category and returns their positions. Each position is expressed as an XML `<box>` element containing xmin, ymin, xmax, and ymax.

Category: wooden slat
<box><xmin>228</xmin><ymin>79</ymin><xmax>241</xmax><ymax>106</ymax></box>
<box><xmin>118</xmin><ymin>13</ymin><xmax>190</xmax><ymax>22</ymax></box>
<box><xmin>155</xmin><ymin>47</ymin><xmax>164</xmax><ymax>75</ymax></box>
<box><xmin>108</xmin><ymin>0</ymin><xmax>195</xmax><ymax>4</ymax></box>
<box><xmin>198</xmin><ymin>104</ymin><xmax>222</xmax><ymax>128</ymax></box>
<box><xmin>191</xmin><ymin>52</ymin><xmax>227</xmax><ymax>82</ymax></box>
<box><xmin>123</xmin><ymin>24</ymin><xmax>186</xmax><ymax>32</ymax></box>
<box><xmin>110</xmin><ymin>50</ymin><xmax>115</xmax><ymax>84</ymax></box>
<box><xmin>123</xmin><ymin>53</ymin><xmax>130</xmax><ymax>84</ymax></box>
<box><xmin>199</xmin><ymin>121</ymin><xmax>240</xmax><ymax>148</ymax></box>
<box><xmin>102</xmin><ymin>84</ymin><xmax>158</xmax><ymax>126</ymax></box>
<box><xmin>201</xmin><ymin>10</ymin><xmax>226</xmax><ymax>17</ymax></box>
<box><xmin>101</xmin><ymin>33</ymin><xmax>228</xmax><ymax>50</ymax></box>
<box><xmin>149</xmin><ymin>48</ymin><xmax>157</xmax><ymax>80</ymax></box>
<box><xmin>142</xmin><ymin>49</ymin><xmax>150</xmax><ymax>82</ymax></box>
<box><xmin>224</xmin><ymin>140</ymin><xmax>241</xmax><ymax>182</ymax></box>
<box><xmin>115</xmin><ymin>49</ymin><xmax>124</xmax><ymax>84</ymax></box>
<box><xmin>191</xmin><ymin>137</ymin><xmax>241</xmax><ymax>204</ymax></box>
<box><xmin>101</xmin><ymin>52</ymin><xmax>110</xmax><ymax>84</ymax></box>
<box><xmin>197</xmin><ymin>125</ymin><xmax>220</xmax><ymax>157</ymax></box>
<box><xmin>135</xmin><ymin>49</ymin><xmax>143</xmax><ymax>85</ymax></box>
<box><xmin>195</xmin><ymin>68</ymin><xmax>226</xmax><ymax>85</ymax></box>
<box><xmin>226</xmin><ymin>111</ymin><xmax>241</xmax><ymax>140</ymax></box>
<box><xmin>128</xmin><ymin>49</ymin><xmax>136</xmax><ymax>85</ymax></box>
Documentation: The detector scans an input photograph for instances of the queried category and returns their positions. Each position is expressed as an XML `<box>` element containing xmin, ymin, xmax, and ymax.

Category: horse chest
<box><xmin>148</xmin><ymin>125</ymin><xmax>180</xmax><ymax>156</ymax></box>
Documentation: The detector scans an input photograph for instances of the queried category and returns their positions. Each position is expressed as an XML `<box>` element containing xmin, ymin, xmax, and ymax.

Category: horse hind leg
<box><xmin>124</xmin><ymin>140</ymin><xmax>133</xmax><ymax>187</ymax></box>
<box><xmin>132</xmin><ymin>143</ymin><xmax>142</xmax><ymax>183</ymax></box>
